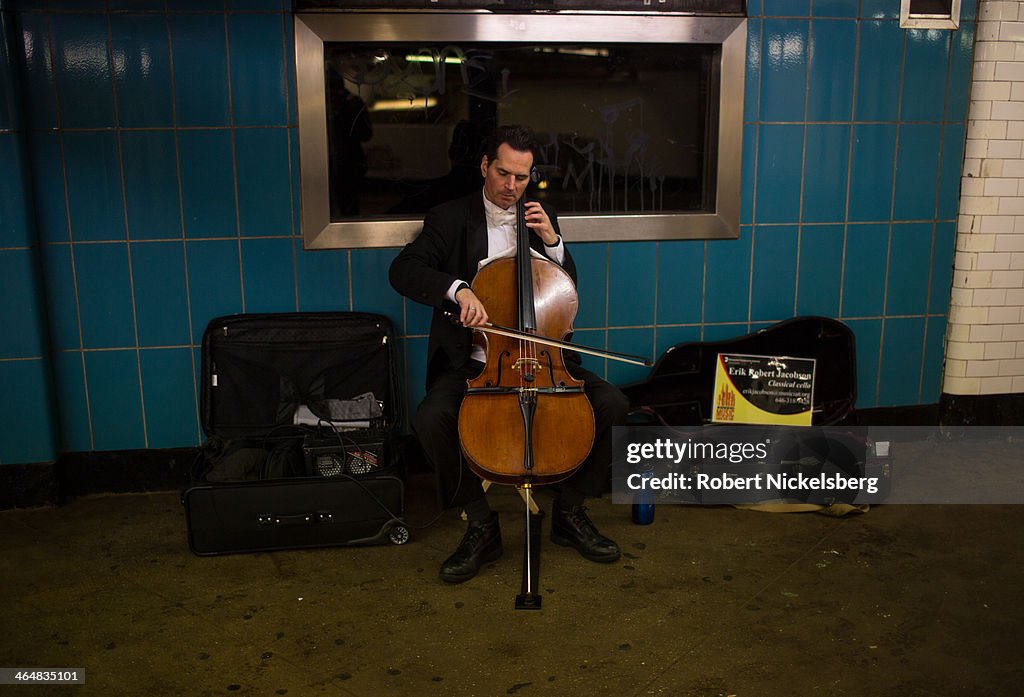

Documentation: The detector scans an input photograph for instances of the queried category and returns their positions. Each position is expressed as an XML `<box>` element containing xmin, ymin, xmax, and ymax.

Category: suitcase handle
<box><xmin>257</xmin><ymin>511</ymin><xmax>335</xmax><ymax>526</ymax></box>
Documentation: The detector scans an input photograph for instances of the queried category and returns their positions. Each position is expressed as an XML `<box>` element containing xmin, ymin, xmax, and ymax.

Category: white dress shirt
<box><xmin>445</xmin><ymin>191</ymin><xmax>565</xmax><ymax>303</ymax></box>
<box><xmin>447</xmin><ymin>191</ymin><xmax>566</xmax><ymax>362</ymax></box>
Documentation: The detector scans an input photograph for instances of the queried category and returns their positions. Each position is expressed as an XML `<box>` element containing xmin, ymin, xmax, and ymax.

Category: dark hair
<box><xmin>481</xmin><ymin>124</ymin><xmax>538</xmax><ymax>164</ymax></box>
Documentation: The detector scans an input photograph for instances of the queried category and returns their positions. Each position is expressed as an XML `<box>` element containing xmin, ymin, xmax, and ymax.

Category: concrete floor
<box><xmin>2</xmin><ymin>444</ymin><xmax>1023</xmax><ymax>697</ymax></box>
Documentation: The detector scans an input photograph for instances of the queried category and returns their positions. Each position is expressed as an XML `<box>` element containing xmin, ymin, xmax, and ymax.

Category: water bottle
<box><xmin>631</xmin><ymin>462</ymin><xmax>655</xmax><ymax>525</ymax></box>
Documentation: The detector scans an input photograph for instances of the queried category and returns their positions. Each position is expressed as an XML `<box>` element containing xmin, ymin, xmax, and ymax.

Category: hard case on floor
<box><xmin>621</xmin><ymin>317</ymin><xmax>891</xmax><ymax>505</ymax></box>
<box><xmin>622</xmin><ymin>317</ymin><xmax>857</xmax><ymax>428</ymax></box>
<box><xmin>183</xmin><ymin>312</ymin><xmax>408</xmax><ymax>555</ymax></box>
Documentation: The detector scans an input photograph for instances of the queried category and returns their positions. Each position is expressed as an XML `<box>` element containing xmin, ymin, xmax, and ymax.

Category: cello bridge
<box><xmin>512</xmin><ymin>358</ymin><xmax>543</xmax><ymax>373</ymax></box>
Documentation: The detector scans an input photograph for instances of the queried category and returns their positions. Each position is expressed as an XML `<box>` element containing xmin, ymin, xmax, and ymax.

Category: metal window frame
<box><xmin>899</xmin><ymin>0</ymin><xmax>962</xmax><ymax>30</ymax></box>
<box><xmin>295</xmin><ymin>11</ymin><xmax>747</xmax><ymax>249</ymax></box>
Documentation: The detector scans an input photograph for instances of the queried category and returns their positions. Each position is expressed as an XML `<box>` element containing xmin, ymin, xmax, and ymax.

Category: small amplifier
<box><xmin>346</xmin><ymin>446</ymin><xmax>380</xmax><ymax>475</ymax></box>
<box><xmin>302</xmin><ymin>435</ymin><xmax>386</xmax><ymax>478</ymax></box>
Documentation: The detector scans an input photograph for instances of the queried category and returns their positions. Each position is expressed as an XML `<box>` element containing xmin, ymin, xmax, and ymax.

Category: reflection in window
<box><xmin>324</xmin><ymin>43</ymin><xmax>719</xmax><ymax>221</ymax></box>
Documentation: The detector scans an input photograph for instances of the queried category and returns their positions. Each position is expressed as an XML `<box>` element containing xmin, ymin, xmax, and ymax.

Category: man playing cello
<box><xmin>389</xmin><ymin>125</ymin><xmax>628</xmax><ymax>584</ymax></box>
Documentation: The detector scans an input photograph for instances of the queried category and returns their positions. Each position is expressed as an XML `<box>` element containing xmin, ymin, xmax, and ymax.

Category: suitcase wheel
<box><xmin>388</xmin><ymin>524</ymin><xmax>410</xmax><ymax>545</ymax></box>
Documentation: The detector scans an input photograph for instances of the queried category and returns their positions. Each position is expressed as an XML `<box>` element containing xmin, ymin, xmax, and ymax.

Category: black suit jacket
<box><xmin>389</xmin><ymin>191</ymin><xmax>577</xmax><ymax>388</ymax></box>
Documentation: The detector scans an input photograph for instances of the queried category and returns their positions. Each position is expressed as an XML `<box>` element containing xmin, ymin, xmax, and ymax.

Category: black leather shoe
<box><xmin>550</xmin><ymin>502</ymin><xmax>621</xmax><ymax>563</ymax></box>
<box><xmin>439</xmin><ymin>512</ymin><xmax>503</xmax><ymax>583</ymax></box>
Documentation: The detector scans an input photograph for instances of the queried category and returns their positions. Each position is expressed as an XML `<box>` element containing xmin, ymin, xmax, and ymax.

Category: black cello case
<box><xmin>621</xmin><ymin>317</ymin><xmax>891</xmax><ymax>505</ymax></box>
<box><xmin>183</xmin><ymin>312</ymin><xmax>408</xmax><ymax>555</ymax></box>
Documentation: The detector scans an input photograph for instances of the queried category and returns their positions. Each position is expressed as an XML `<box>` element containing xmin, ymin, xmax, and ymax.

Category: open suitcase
<box><xmin>620</xmin><ymin>317</ymin><xmax>892</xmax><ymax>505</ymax></box>
<box><xmin>183</xmin><ymin>312</ymin><xmax>409</xmax><ymax>555</ymax></box>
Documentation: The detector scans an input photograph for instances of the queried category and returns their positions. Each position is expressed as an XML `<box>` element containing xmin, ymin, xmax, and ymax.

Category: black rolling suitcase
<box><xmin>183</xmin><ymin>312</ymin><xmax>409</xmax><ymax>555</ymax></box>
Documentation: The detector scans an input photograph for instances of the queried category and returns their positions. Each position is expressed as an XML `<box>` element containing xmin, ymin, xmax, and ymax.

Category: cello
<box><xmin>456</xmin><ymin>195</ymin><xmax>649</xmax><ymax>609</ymax></box>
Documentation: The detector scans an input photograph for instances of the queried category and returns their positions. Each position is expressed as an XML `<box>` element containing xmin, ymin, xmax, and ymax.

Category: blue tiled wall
<box><xmin>1</xmin><ymin>8</ymin><xmax>58</xmax><ymax>465</ymax></box>
<box><xmin>735</xmin><ymin>0</ymin><xmax>974</xmax><ymax>413</ymax></box>
<box><xmin>0</xmin><ymin>1</ymin><xmax>976</xmax><ymax>463</ymax></box>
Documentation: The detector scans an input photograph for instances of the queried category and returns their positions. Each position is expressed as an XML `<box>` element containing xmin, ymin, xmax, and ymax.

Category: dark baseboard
<box><xmin>848</xmin><ymin>403</ymin><xmax>940</xmax><ymax>426</ymax></box>
<box><xmin>939</xmin><ymin>392</ymin><xmax>1024</xmax><ymax>426</ymax></box>
<box><xmin>4</xmin><ymin>395</ymin><xmax>1018</xmax><ymax>510</ymax></box>
<box><xmin>0</xmin><ymin>448</ymin><xmax>198</xmax><ymax>511</ymax></box>
<box><xmin>1</xmin><ymin>437</ymin><xmax>430</xmax><ymax>511</ymax></box>
<box><xmin>0</xmin><ymin>461</ymin><xmax>60</xmax><ymax>510</ymax></box>
<box><xmin>56</xmin><ymin>447</ymin><xmax>198</xmax><ymax>500</ymax></box>
<box><xmin>842</xmin><ymin>394</ymin><xmax>1024</xmax><ymax>428</ymax></box>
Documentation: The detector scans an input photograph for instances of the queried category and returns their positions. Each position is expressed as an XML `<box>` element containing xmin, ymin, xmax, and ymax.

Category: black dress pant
<box><xmin>412</xmin><ymin>360</ymin><xmax>630</xmax><ymax>510</ymax></box>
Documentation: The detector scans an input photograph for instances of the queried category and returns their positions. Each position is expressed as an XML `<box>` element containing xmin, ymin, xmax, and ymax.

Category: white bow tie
<box><xmin>490</xmin><ymin>209</ymin><xmax>515</xmax><ymax>225</ymax></box>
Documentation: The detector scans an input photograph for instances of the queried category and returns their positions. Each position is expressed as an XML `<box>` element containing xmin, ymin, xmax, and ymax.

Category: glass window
<box><xmin>324</xmin><ymin>42</ymin><xmax>719</xmax><ymax>220</ymax></box>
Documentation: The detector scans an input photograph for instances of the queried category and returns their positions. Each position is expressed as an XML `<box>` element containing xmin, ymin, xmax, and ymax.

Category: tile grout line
<box><xmin>46</xmin><ymin>11</ymin><xmax>95</xmax><ymax>452</ymax></box>
<box><xmin>794</xmin><ymin>14</ymin><xmax>812</xmax><ymax>319</ymax></box>
<box><xmin>919</xmin><ymin>30</ymin><xmax>959</xmax><ymax>403</ymax></box>
<box><xmin>838</xmin><ymin>17</ymin><xmax>863</xmax><ymax>323</ymax></box>
<box><xmin>107</xmin><ymin>6</ymin><xmax>150</xmax><ymax>450</ymax></box>
<box><xmin>223</xmin><ymin>3</ymin><xmax>245</xmax><ymax>315</ymax></box>
<box><xmin>874</xmin><ymin>27</ymin><xmax>911</xmax><ymax>408</ymax></box>
<box><xmin>164</xmin><ymin>4</ymin><xmax>204</xmax><ymax>447</ymax></box>
<box><xmin>281</xmin><ymin>10</ymin><xmax>300</xmax><ymax>314</ymax></box>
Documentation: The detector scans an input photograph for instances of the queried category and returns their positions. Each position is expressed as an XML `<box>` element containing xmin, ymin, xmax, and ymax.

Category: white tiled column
<box><xmin>947</xmin><ymin>0</ymin><xmax>1024</xmax><ymax>395</ymax></box>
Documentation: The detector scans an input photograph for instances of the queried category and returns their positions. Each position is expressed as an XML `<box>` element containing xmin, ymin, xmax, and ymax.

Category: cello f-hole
<box><xmin>498</xmin><ymin>350</ymin><xmax>510</xmax><ymax>385</ymax></box>
<box><xmin>539</xmin><ymin>349</ymin><xmax>556</xmax><ymax>386</ymax></box>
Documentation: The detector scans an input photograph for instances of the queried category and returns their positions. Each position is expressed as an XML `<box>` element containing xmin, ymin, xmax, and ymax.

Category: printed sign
<box><xmin>712</xmin><ymin>353</ymin><xmax>815</xmax><ymax>426</ymax></box>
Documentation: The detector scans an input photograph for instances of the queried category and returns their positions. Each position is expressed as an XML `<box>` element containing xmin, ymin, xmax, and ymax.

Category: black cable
<box><xmin>308</xmin><ymin>418</ymin><xmax>410</xmax><ymax>527</ymax></box>
<box><xmin>329</xmin><ymin>471</ymin><xmax>406</xmax><ymax>526</ymax></box>
<box><xmin>309</xmin><ymin>418</ymin><xmax>475</xmax><ymax>532</ymax></box>
<box><xmin>401</xmin><ymin>446</ymin><xmax>469</xmax><ymax>531</ymax></box>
